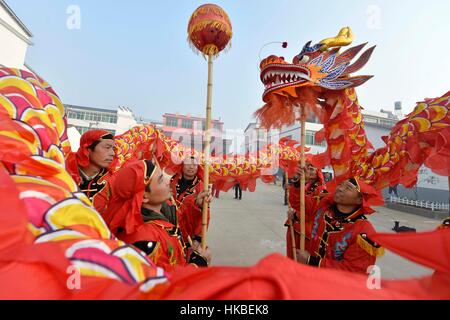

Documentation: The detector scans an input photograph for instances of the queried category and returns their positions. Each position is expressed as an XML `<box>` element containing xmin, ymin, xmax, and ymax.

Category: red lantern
<box><xmin>187</xmin><ymin>4</ymin><xmax>232</xmax><ymax>57</ymax></box>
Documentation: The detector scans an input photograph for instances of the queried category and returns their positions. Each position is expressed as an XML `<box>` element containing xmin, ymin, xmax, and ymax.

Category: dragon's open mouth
<box><xmin>260</xmin><ymin>64</ymin><xmax>310</xmax><ymax>99</ymax></box>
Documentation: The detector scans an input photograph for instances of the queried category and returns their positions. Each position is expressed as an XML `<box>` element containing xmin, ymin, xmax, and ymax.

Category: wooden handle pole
<box><xmin>299</xmin><ymin>105</ymin><xmax>306</xmax><ymax>253</ymax></box>
<box><xmin>285</xmin><ymin>172</ymin><xmax>297</xmax><ymax>260</ymax></box>
<box><xmin>201</xmin><ymin>54</ymin><xmax>214</xmax><ymax>250</ymax></box>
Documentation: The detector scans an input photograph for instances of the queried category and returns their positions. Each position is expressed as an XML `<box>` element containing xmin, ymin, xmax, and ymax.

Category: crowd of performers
<box><xmin>1</xmin><ymin>67</ymin><xmax>449</xmax><ymax>299</ymax></box>
<box><xmin>66</xmin><ymin>129</ymin><xmax>389</xmax><ymax>276</ymax></box>
<box><xmin>66</xmin><ymin>130</ymin><xmax>212</xmax><ymax>272</ymax></box>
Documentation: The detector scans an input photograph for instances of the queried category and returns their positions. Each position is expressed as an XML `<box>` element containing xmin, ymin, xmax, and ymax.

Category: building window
<box><xmin>75</xmin><ymin>111</ymin><xmax>85</xmax><ymax>120</ymax></box>
<box><xmin>305</xmin><ymin>131</ymin><xmax>314</xmax><ymax>145</ymax></box>
<box><xmin>67</xmin><ymin>110</ymin><xmax>77</xmax><ymax>119</ymax></box>
<box><xmin>93</xmin><ymin>114</ymin><xmax>101</xmax><ymax>122</ymax></box>
<box><xmin>379</xmin><ymin>118</ymin><xmax>395</xmax><ymax>127</ymax></box>
<box><xmin>166</xmin><ymin>117</ymin><xmax>178</xmax><ymax>127</ymax></box>
<box><xmin>182</xmin><ymin>119</ymin><xmax>193</xmax><ymax>129</ymax></box>
<box><xmin>257</xmin><ymin>129</ymin><xmax>266</xmax><ymax>140</ymax></box>
<box><xmin>306</xmin><ymin>130</ymin><xmax>326</xmax><ymax>147</ymax></box>
<box><xmin>213</xmin><ymin>122</ymin><xmax>221</xmax><ymax>130</ymax></box>
<box><xmin>364</xmin><ymin>116</ymin><xmax>377</xmax><ymax>124</ymax></box>
<box><xmin>200</xmin><ymin>121</ymin><xmax>206</xmax><ymax>131</ymax></box>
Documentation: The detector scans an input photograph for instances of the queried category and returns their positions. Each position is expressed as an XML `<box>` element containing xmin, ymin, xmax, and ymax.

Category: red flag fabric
<box><xmin>146</xmin><ymin>253</ymin><xmax>450</xmax><ymax>300</ymax></box>
<box><xmin>369</xmin><ymin>228</ymin><xmax>450</xmax><ymax>276</ymax></box>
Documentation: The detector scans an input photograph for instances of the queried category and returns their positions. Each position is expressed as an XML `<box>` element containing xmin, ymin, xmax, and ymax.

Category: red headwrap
<box><xmin>306</xmin><ymin>155</ymin><xmax>325</xmax><ymax>185</ymax></box>
<box><xmin>102</xmin><ymin>160</ymin><xmax>155</xmax><ymax>235</ymax></box>
<box><xmin>76</xmin><ymin>130</ymin><xmax>114</xmax><ymax>168</ymax></box>
<box><xmin>170</xmin><ymin>154</ymin><xmax>204</xmax><ymax>180</ymax></box>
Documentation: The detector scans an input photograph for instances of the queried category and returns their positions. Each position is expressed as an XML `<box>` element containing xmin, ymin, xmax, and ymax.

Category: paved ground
<box><xmin>207</xmin><ymin>181</ymin><xmax>442</xmax><ymax>279</ymax></box>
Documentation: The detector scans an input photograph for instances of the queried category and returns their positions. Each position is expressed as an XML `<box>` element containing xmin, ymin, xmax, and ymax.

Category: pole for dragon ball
<box><xmin>202</xmin><ymin>53</ymin><xmax>214</xmax><ymax>250</ymax></box>
<box><xmin>300</xmin><ymin>105</ymin><xmax>306</xmax><ymax>253</ymax></box>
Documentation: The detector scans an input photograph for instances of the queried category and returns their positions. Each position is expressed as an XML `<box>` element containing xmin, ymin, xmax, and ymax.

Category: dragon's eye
<box><xmin>297</xmin><ymin>55</ymin><xmax>310</xmax><ymax>64</ymax></box>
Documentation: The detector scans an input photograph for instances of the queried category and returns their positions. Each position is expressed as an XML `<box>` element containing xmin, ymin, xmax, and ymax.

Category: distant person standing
<box><xmin>388</xmin><ymin>184</ymin><xmax>399</xmax><ymax>197</ymax></box>
<box><xmin>282</xmin><ymin>171</ymin><xmax>288</xmax><ymax>206</ymax></box>
<box><xmin>234</xmin><ymin>182</ymin><xmax>242</xmax><ymax>200</ymax></box>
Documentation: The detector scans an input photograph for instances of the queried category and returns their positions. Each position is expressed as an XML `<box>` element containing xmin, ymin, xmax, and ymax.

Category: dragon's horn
<box><xmin>319</xmin><ymin>27</ymin><xmax>354</xmax><ymax>51</ymax></box>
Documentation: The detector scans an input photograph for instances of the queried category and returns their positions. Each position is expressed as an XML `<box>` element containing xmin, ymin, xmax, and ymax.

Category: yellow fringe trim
<box><xmin>189</xmin><ymin>5</ymin><xmax>231</xmax><ymax>22</ymax></box>
<box><xmin>357</xmin><ymin>234</ymin><xmax>385</xmax><ymax>257</ymax></box>
<box><xmin>202</xmin><ymin>44</ymin><xmax>219</xmax><ymax>56</ymax></box>
<box><xmin>188</xmin><ymin>20</ymin><xmax>232</xmax><ymax>38</ymax></box>
<box><xmin>187</xmin><ymin>19</ymin><xmax>233</xmax><ymax>57</ymax></box>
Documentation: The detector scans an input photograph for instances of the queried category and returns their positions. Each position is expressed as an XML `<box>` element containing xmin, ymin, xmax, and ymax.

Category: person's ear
<box><xmin>142</xmin><ymin>191</ymin><xmax>150</xmax><ymax>204</ymax></box>
<box><xmin>356</xmin><ymin>193</ymin><xmax>363</xmax><ymax>205</ymax></box>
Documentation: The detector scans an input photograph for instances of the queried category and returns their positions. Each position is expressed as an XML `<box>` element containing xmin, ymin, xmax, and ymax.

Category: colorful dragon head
<box><xmin>256</xmin><ymin>27</ymin><xmax>375</xmax><ymax>128</ymax></box>
<box><xmin>255</xmin><ymin>27</ymin><xmax>378</xmax><ymax>183</ymax></box>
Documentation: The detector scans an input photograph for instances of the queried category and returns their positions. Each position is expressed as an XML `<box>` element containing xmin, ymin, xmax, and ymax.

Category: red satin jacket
<box><xmin>286</xmin><ymin>180</ymin><xmax>327</xmax><ymax>255</ymax></box>
<box><xmin>307</xmin><ymin>197</ymin><xmax>383</xmax><ymax>273</ymax></box>
<box><xmin>118</xmin><ymin>217</ymin><xmax>187</xmax><ymax>274</ymax></box>
<box><xmin>170</xmin><ymin>174</ymin><xmax>210</xmax><ymax>243</ymax></box>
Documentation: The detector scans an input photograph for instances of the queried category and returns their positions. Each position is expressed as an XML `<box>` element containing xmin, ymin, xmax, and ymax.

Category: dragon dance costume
<box><xmin>1</xmin><ymin>23</ymin><xmax>450</xmax><ymax>298</ymax></box>
<box><xmin>102</xmin><ymin>160</ymin><xmax>208</xmax><ymax>273</ymax></box>
<box><xmin>285</xmin><ymin>161</ymin><xmax>327</xmax><ymax>256</ymax></box>
<box><xmin>170</xmin><ymin>169</ymin><xmax>210</xmax><ymax>244</ymax></box>
<box><xmin>286</xmin><ymin>167</ymin><xmax>384</xmax><ymax>273</ymax></box>
<box><xmin>65</xmin><ymin>130</ymin><xmax>114</xmax><ymax>215</ymax></box>
<box><xmin>305</xmin><ymin>178</ymin><xmax>385</xmax><ymax>273</ymax></box>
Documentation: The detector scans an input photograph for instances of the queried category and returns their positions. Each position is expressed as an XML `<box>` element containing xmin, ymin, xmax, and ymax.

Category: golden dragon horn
<box><xmin>319</xmin><ymin>26</ymin><xmax>354</xmax><ymax>51</ymax></box>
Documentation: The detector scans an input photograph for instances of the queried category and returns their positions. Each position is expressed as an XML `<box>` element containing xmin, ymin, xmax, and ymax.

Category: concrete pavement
<box><xmin>207</xmin><ymin>181</ymin><xmax>442</xmax><ymax>279</ymax></box>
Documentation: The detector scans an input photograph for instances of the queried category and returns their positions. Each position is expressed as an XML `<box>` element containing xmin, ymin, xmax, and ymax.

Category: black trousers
<box><xmin>234</xmin><ymin>184</ymin><xmax>242</xmax><ymax>199</ymax></box>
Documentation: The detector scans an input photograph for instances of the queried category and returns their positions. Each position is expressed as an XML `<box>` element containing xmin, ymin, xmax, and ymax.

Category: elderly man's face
<box><xmin>183</xmin><ymin>158</ymin><xmax>199</xmax><ymax>179</ymax></box>
<box><xmin>88</xmin><ymin>139</ymin><xmax>115</xmax><ymax>169</ymax></box>
<box><xmin>305</xmin><ymin>163</ymin><xmax>318</xmax><ymax>181</ymax></box>
<box><xmin>333</xmin><ymin>180</ymin><xmax>363</xmax><ymax>206</ymax></box>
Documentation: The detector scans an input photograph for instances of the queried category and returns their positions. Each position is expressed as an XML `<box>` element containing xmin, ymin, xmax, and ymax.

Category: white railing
<box><xmin>388</xmin><ymin>196</ymin><xmax>449</xmax><ymax>211</ymax></box>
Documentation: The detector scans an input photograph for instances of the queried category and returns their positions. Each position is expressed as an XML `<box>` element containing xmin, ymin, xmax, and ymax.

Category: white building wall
<box><xmin>115</xmin><ymin>107</ymin><xmax>137</xmax><ymax>135</ymax></box>
<box><xmin>0</xmin><ymin>6</ymin><xmax>31</xmax><ymax>69</ymax></box>
<box><xmin>66</xmin><ymin>126</ymin><xmax>81</xmax><ymax>152</ymax></box>
<box><xmin>364</xmin><ymin>124</ymin><xmax>389</xmax><ymax>149</ymax></box>
<box><xmin>68</xmin><ymin>118</ymin><xmax>117</xmax><ymax>133</ymax></box>
<box><xmin>416</xmin><ymin>167</ymin><xmax>448</xmax><ymax>191</ymax></box>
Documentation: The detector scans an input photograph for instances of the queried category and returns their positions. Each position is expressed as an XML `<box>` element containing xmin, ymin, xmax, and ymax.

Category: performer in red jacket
<box><xmin>102</xmin><ymin>159</ymin><xmax>211</xmax><ymax>273</ymax></box>
<box><xmin>170</xmin><ymin>155</ymin><xmax>212</xmax><ymax>244</ymax></box>
<box><xmin>286</xmin><ymin>160</ymin><xmax>327</xmax><ymax>257</ymax></box>
<box><xmin>65</xmin><ymin>129</ymin><xmax>115</xmax><ymax>214</ymax></box>
<box><xmin>297</xmin><ymin>177</ymin><xmax>385</xmax><ymax>274</ymax></box>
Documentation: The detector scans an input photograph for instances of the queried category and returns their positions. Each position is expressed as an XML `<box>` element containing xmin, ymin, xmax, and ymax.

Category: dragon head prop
<box><xmin>256</xmin><ymin>27</ymin><xmax>375</xmax><ymax>128</ymax></box>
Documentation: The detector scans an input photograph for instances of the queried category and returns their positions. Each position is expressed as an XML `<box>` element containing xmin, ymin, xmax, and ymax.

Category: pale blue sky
<box><xmin>9</xmin><ymin>0</ymin><xmax>450</xmax><ymax>130</ymax></box>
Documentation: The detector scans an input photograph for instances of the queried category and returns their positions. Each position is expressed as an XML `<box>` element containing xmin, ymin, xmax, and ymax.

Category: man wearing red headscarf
<box><xmin>286</xmin><ymin>160</ymin><xmax>327</xmax><ymax>257</ymax></box>
<box><xmin>66</xmin><ymin>129</ymin><xmax>115</xmax><ymax>213</ymax></box>
<box><xmin>102</xmin><ymin>159</ymin><xmax>211</xmax><ymax>273</ymax></box>
<box><xmin>170</xmin><ymin>156</ymin><xmax>212</xmax><ymax>245</ymax></box>
<box><xmin>296</xmin><ymin>177</ymin><xmax>385</xmax><ymax>274</ymax></box>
